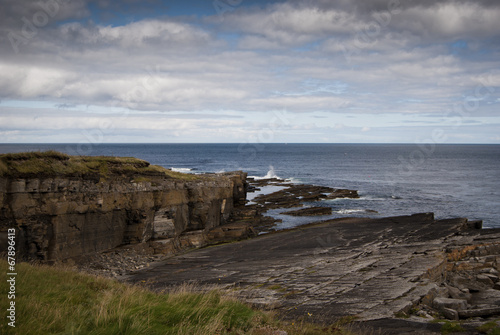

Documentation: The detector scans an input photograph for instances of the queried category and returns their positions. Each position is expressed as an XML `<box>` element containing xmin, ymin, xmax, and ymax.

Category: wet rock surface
<box><xmin>247</xmin><ymin>177</ymin><xmax>358</xmax><ymax>210</ymax></box>
<box><xmin>235</xmin><ymin>177</ymin><xmax>359</xmax><ymax>232</ymax></box>
<box><xmin>280</xmin><ymin>206</ymin><xmax>333</xmax><ymax>216</ymax></box>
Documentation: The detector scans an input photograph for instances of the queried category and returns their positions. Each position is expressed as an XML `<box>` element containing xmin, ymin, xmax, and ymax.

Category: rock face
<box><xmin>0</xmin><ymin>169</ymin><xmax>247</xmax><ymax>262</ymax></box>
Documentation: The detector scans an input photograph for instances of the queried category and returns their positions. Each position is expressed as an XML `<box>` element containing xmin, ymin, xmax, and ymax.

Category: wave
<box><xmin>325</xmin><ymin>193</ymin><xmax>402</xmax><ymax>202</ymax></box>
<box><xmin>284</xmin><ymin>177</ymin><xmax>302</xmax><ymax>184</ymax></box>
<box><xmin>325</xmin><ymin>197</ymin><xmax>361</xmax><ymax>202</ymax></box>
<box><xmin>336</xmin><ymin>209</ymin><xmax>374</xmax><ymax>215</ymax></box>
<box><xmin>250</xmin><ymin>165</ymin><xmax>281</xmax><ymax>180</ymax></box>
<box><xmin>248</xmin><ymin>166</ymin><xmax>301</xmax><ymax>184</ymax></box>
<box><xmin>170</xmin><ymin>167</ymin><xmax>194</xmax><ymax>173</ymax></box>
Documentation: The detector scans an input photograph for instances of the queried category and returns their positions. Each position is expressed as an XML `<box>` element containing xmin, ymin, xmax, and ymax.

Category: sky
<box><xmin>0</xmin><ymin>0</ymin><xmax>499</xmax><ymax>144</ymax></box>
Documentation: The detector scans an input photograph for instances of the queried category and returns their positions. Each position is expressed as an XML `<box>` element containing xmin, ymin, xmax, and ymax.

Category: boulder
<box><xmin>476</xmin><ymin>274</ymin><xmax>495</xmax><ymax>287</ymax></box>
<box><xmin>446</xmin><ymin>285</ymin><xmax>472</xmax><ymax>301</ymax></box>
<box><xmin>458</xmin><ymin>306</ymin><xmax>500</xmax><ymax>319</ymax></box>
<box><xmin>433</xmin><ymin>297</ymin><xmax>467</xmax><ymax>311</ymax></box>
<box><xmin>442</xmin><ymin>307</ymin><xmax>459</xmax><ymax>321</ymax></box>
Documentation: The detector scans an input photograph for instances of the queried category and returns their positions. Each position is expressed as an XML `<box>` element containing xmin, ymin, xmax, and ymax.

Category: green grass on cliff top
<box><xmin>0</xmin><ymin>260</ymin><xmax>264</xmax><ymax>335</ymax></box>
<box><xmin>0</xmin><ymin>260</ymin><xmax>362</xmax><ymax>335</ymax></box>
<box><xmin>0</xmin><ymin>150</ymin><xmax>199</xmax><ymax>180</ymax></box>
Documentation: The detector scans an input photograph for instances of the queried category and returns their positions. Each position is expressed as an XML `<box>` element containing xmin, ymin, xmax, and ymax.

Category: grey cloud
<box><xmin>295</xmin><ymin>0</ymin><xmax>500</xmax><ymax>14</ymax></box>
<box><xmin>392</xmin><ymin>2</ymin><xmax>500</xmax><ymax>40</ymax></box>
<box><xmin>0</xmin><ymin>0</ymin><xmax>89</xmax><ymax>29</ymax></box>
<box><xmin>0</xmin><ymin>0</ymin><xmax>89</xmax><ymax>55</ymax></box>
<box><xmin>215</xmin><ymin>0</ymin><xmax>500</xmax><ymax>49</ymax></box>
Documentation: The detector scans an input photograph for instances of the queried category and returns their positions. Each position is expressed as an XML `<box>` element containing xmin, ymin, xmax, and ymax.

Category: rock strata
<box><xmin>75</xmin><ymin>178</ymin><xmax>363</xmax><ymax>276</ymax></box>
<box><xmin>0</xmin><ymin>152</ymin><xmax>248</xmax><ymax>262</ymax></box>
<box><xmin>126</xmin><ymin>212</ymin><xmax>500</xmax><ymax>333</ymax></box>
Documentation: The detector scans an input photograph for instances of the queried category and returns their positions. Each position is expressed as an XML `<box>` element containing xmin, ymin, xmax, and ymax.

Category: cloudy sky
<box><xmin>0</xmin><ymin>0</ymin><xmax>499</xmax><ymax>143</ymax></box>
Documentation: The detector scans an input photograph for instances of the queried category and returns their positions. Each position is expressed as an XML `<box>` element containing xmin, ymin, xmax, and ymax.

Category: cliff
<box><xmin>0</xmin><ymin>151</ymin><xmax>247</xmax><ymax>262</ymax></box>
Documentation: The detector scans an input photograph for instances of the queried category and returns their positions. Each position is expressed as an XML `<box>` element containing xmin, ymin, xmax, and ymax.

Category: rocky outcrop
<box><xmin>420</xmin><ymin>238</ymin><xmax>500</xmax><ymax>321</ymax></box>
<box><xmin>126</xmin><ymin>212</ymin><xmax>500</xmax><ymax>332</ymax></box>
<box><xmin>280</xmin><ymin>206</ymin><xmax>332</xmax><ymax>216</ymax></box>
<box><xmin>248</xmin><ymin>180</ymin><xmax>358</xmax><ymax>210</ymax></box>
<box><xmin>73</xmin><ymin>177</ymin><xmax>364</xmax><ymax>277</ymax></box>
<box><xmin>0</xmin><ymin>153</ymin><xmax>247</xmax><ymax>262</ymax></box>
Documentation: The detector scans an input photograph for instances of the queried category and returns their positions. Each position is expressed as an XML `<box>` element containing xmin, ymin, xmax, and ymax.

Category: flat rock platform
<box><xmin>125</xmin><ymin>213</ymin><xmax>500</xmax><ymax>332</ymax></box>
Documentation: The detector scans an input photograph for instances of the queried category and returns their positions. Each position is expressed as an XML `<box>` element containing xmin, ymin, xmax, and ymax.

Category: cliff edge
<box><xmin>0</xmin><ymin>151</ymin><xmax>247</xmax><ymax>262</ymax></box>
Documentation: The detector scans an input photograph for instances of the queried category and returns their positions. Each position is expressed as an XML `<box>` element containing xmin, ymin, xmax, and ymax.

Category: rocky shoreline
<box><xmin>124</xmin><ymin>214</ymin><xmax>500</xmax><ymax>334</ymax></box>
<box><xmin>3</xmin><ymin>153</ymin><xmax>499</xmax><ymax>333</ymax></box>
<box><xmin>73</xmin><ymin>176</ymin><xmax>500</xmax><ymax>334</ymax></box>
<box><xmin>76</xmin><ymin>176</ymin><xmax>360</xmax><ymax>277</ymax></box>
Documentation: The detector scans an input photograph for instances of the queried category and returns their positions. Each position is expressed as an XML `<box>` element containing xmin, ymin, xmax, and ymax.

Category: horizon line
<box><xmin>1</xmin><ymin>142</ymin><xmax>499</xmax><ymax>146</ymax></box>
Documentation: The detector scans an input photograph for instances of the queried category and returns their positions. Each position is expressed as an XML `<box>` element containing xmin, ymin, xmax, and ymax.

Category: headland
<box><xmin>1</xmin><ymin>151</ymin><xmax>500</xmax><ymax>334</ymax></box>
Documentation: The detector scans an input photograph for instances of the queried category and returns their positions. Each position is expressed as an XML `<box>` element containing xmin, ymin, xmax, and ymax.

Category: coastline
<box><xmin>2</xmin><ymin>152</ymin><xmax>500</xmax><ymax>333</ymax></box>
<box><xmin>125</xmin><ymin>212</ymin><xmax>500</xmax><ymax>334</ymax></box>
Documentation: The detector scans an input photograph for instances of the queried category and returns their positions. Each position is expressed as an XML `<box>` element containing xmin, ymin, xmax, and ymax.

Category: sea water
<box><xmin>1</xmin><ymin>143</ymin><xmax>499</xmax><ymax>228</ymax></box>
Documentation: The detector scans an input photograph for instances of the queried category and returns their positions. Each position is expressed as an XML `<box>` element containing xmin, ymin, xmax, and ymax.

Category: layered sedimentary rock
<box><xmin>0</xmin><ymin>152</ymin><xmax>247</xmax><ymax>262</ymax></box>
<box><xmin>127</xmin><ymin>213</ymin><xmax>500</xmax><ymax>330</ymax></box>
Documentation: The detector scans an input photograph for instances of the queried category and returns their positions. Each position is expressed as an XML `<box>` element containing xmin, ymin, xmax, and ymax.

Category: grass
<box><xmin>0</xmin><ymin>150</ymin><xmax>199</xmax><ymax>181</ymax></box>
<box><xmin>0</xmin><ymin>260</ymin><xmax>266</xmax><ymax>335</ymax></box>
<box><xmin>477</xmin><ymin>321</ymin><xmax>500</xmax><ymax>334</ymax></box>
<box><xmin>0</xmin><ymin>260</ymin><xmax>368</xmax><ymax>335</ymax></box>
<box><xmin>267</xmin><ymin>284</ymin><xmax>287</xmax><ymax>292</ymax></box>
<box><xmin>439</xmin><ymin>321</ymin><xmax>465</xmax><ymax>334</ymax></box>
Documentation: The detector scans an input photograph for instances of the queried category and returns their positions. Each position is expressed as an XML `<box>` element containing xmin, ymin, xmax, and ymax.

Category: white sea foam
<box><xmin>336</xmin><ymin>209</ymin><xmax>368</xmax><ymax>214</ymax></box>
<box><xmin>324</xmin><ymin>197</ymin><xmax>361</xmax><ymax>202</ymax></box>
<box><xmin>251</xmin><ymin>165</ymin><xmax>280</xmax><ymax>180</ymax></box>
<box><xmin>171</xmin><ymin>167</ymin><xmax>194</xmax><ymax>173</ymax></box>
<box><xmin>283</xmin><ymin>177</ymin><xmax>302</xmax><ymax>184</ymax></box>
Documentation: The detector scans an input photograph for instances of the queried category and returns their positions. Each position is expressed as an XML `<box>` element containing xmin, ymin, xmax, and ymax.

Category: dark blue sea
<box><xmin>1</xmin><ymin>143</ymin><xmax>499</xmax><ymax>228</ymax></box>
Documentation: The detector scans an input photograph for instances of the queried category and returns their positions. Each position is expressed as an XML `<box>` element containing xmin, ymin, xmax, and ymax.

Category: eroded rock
<box><xmin>432</xmin><ymin>297</ymin><xmax>467</xmax><ymax>311</ymax></box>
<box><xmin>280</xmin><ymin>207</ymin><xmax>332</xmax><ymax>216</ymax></box>
<box><xmin>0</xmin><ymin>170</ymin><xmax>248</xmax><ymax>262</ymax></box>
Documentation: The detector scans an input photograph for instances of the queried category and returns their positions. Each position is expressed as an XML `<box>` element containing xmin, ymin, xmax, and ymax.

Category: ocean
<box><xmin>1</xmin><ymin>143</ymin><xmax>499</xmax><ymax>228</ymax></box>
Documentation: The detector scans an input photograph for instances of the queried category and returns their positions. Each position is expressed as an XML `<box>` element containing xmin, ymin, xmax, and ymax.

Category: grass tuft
<box><xmin>440</xmin><ymin>321</ymin><xmax>465</xmax><ymax>335</ymax></box>
<box><xmin>477</xmin><ymin>321</ymin><xmax>500</xmax><ymax>334</ymax></box>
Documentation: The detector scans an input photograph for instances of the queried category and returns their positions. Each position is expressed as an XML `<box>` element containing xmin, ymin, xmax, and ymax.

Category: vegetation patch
<box><xmin>0</xmin><ymin>150</ymin><xmax>200</xmax><ymax>181</ymax></box>
<box><xmin>477</xmin><ymin>321</ymin><xmax>500</xmax><ymax>334</ymax></box>
<box><xmin>0</xmin><ymin>260</ymin><xmax>370</xmax><ymax>335</ymax></box>
<box><xmin>440</xmin><ymin>321</ymin><xmax>465</xmax><ymax>334</ymax></box>
<box><xmin>0</xmin><ymin>260</ymin><xmax>266</xmax><ymax>335</ymax></box>
<box><xmin>267</xmin><ymin>284</ymin><xmax>286</xmax><ymax>292</ymax></box>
